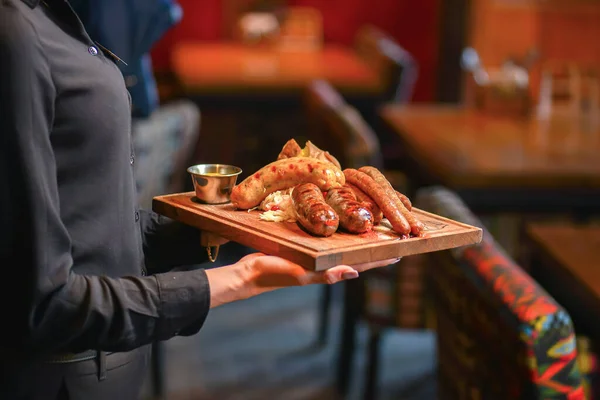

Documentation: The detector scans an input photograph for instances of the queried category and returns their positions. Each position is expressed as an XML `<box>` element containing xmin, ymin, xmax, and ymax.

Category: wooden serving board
<box><xmin>153</xmin><ymin>192</ymin><xmax>483</xmax><ymax>271</ymax></box>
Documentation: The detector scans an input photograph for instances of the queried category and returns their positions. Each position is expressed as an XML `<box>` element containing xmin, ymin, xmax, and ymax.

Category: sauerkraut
<box><xmin>250</xmin><ymin>188</ymin><xmax>297</xmax><ymax>222</ymax></box>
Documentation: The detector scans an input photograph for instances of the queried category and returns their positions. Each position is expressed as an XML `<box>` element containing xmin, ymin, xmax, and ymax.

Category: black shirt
<box><xmin>0</xmin><ymin>0</ymin><xmax>210</xmax><ymax>362</ymax></box>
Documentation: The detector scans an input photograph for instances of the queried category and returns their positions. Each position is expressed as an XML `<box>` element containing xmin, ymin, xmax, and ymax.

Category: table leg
<box><xmin>336</xmin><ymin>277</ymin><xmax>364</xmax><ymax>397</ymax></box>
<box><xmin>318</xmin><ymin>285</ymin><xmax>332</xmax><ymax>346</ymax></box>
<box><xmin>151</xmin><ymin>341</ymin><xmax>166</xmax><ymax>399</ymax></box>
<box><xmin>363</xmin><ymin>326</ymin><xmax>382</xmax><ymax>400</ymax></box>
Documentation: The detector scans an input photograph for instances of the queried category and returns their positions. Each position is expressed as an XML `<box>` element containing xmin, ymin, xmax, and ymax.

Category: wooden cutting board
<box><xmin>153</xmin><ymin>192</ymin><xmax>483</xmax><ymax>270</ymax></box>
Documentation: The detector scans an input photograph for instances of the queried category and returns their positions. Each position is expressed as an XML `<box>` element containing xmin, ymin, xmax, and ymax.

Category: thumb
<box><xmin>238</xmin><ymin>252</ymin><xmax>266</xmax><ymax>263</ymax></box>
<box><xmin>320</xmin><ymin>266</ymin><xmax>359</xmax><ymax>285</ymax></box>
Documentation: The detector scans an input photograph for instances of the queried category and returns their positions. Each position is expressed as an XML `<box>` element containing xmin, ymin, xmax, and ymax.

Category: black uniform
<box><xmin>0</xmin><ymin>0</ymin><xmax>211</xmax><ymax>398</ymax></box>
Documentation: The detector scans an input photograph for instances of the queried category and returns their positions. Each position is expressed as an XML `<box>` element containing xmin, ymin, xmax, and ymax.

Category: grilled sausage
<box><xmin>347</xmin><ymin>182</ymin><xmax>411</xmax><ymax>216</ymax></box>
<box><xmin>395</xmin><ymin>190</ymin><xmax>412</xmax><ymax>211</ymax></box>
<box><xmin>326</xmin><ymin>186</ymin><xmax>373</xmax><ymax>233</ymax></box>
<box><xmin>231</xmin><ymin>157</ymin><xmax>345</xmax><ymax>209</ymax></box>
<box><xmin>343</xmin><ymin>168</ymin><xmax>411</xmax><ymax>235</ymax></box>
<box><xmin>292</xmin><ymin>183</ymin><xmax>339</xmax><ymax>237</ymax></box>
<box><xmin>344</xmin><ymin>183</ymin><xmax>383</xmax><ymax>224</ymax></box>
<box><xmin>358</xmin><ymin>166</ymin><xmax>423</xmax><ymax>236</ymax></box>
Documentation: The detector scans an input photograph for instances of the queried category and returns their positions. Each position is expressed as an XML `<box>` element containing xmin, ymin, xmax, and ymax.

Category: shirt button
<box><xmin>135</xmin><ymin>211</ymin><xmax>140</xmax><ymax>222</ymax></box>
<box><xmin>130</xmin><ymin>155</ymin><xmax>135</xmax><ymax>165</ymax></box>
<box><xmin>125</xmin><ymin>75</ymin><xmax>138</xmax><ymax>87</ymax></box>
<box><xmin>88</xmin><ymin>46</ymin><xmax>98</xmax><ymax>56</ymax></box>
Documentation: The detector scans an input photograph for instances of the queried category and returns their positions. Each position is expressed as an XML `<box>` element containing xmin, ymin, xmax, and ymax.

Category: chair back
<box><xmin>303</xmin><ymin>80</ymin><xmax>383</xmax><ymax>170</ymax></box>
<box><xmin>416</xmin><ymin>186</ymin><xmax>584</xmax><ymax>400</ymax></box>
<box><xmin>321</xmin><ymin>105</ymin><xmax>383</xmax><ymax>170</ymax></box>
<box><xmin>354</xmin><ymin>25</ymin><xmax>418</xmax><ymax>103</ymax></box>
<box><xmin>537</xmin><ymin>62</ymin><xmax>600</xmax><ymax>123</ymax></box>
<box><xmin>302</xmin><ymin>79</ymin><xmax>347</xmax><ymax>151</ymax></box>
<box><xmin>304</xmin><ymin>79</ymin><xmax>346</xmax><ymax>117</ymax></box>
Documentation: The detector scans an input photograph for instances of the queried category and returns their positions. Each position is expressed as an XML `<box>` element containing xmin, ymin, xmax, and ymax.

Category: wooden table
<box><xmin>171</xmin><ymin>42</ymin><xmax>382</xmax><ymax>97</ymax></box>
<box><xmin>172</xmin><ymin>42</ymin><xmax>384</xmax><ymax>186</ymax></box>
<box><xmin>525</xmin><ymin>223</ymin><xmax>600</xmax><ymax>337</ymax></box>
<box><xmin>379</xmin><ymin>105</ymin><xmax>600</xmax><ymax>214</ymax></box>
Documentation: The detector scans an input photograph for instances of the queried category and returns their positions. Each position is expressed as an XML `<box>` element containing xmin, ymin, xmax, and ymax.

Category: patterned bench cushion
<box><xmin>416</xmin><ymin>186</ymin><xmax>584</xmax><ymax>400</ymax></box>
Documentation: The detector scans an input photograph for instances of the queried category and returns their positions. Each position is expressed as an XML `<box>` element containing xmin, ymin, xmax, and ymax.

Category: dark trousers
<box><xmin>0</xmin><ymin>345</ymin><xmax>150</xmax><ymax>400</ymax></box>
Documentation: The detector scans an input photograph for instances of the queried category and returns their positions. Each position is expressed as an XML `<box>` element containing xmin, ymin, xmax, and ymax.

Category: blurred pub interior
<box><xmin>109</xmin><ymin>0</ymin><xmax>600</xmax><ymax>398</ymax></box>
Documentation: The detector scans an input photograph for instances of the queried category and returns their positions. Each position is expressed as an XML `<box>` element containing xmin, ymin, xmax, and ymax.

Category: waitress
<box><xmin>0</xmin><ymin>1</ymin><xmax>398</xmax><ymax>399</ymax></box>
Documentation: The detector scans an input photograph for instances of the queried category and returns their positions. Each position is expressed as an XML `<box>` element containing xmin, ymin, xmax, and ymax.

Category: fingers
<box><xmin>312</xmin><ymin>257</ymin><xmax>401</xmax><ymax>285</ymax></box>
<box><xmin>296</xmin><ymin>265</ymin><xmax>359</xmax><ymax>286</ymax></box>
<box><xmin>326</xmin><ymin>267</ymin><xmax>359</xmax><ymax>283</ymax></box>
<box><xmin>350</xmin><ymin>257</ymin><xmax>402</xmax><ymax>272</ymax></box>
<box><xmin>238</xmin><ymin>252</ymin><xmax>267</xmax><ymax>263</ymax></box>
<box><xmin>240</xmin><ymin>253</ymin><xmax>402</xmax><ymax>289</ymax></box>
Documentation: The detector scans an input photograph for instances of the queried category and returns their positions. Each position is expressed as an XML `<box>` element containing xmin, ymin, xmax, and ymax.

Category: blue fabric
<box><xmin>69</xmin><ymin>0</ymin><xmax>183</xmax><ymax>117</ymax></box>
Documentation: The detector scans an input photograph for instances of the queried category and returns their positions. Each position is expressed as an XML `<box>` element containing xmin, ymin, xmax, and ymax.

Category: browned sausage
<box><xmin>326</xmin><ymin>186</ymin><xmax>373</xmax><ymax>233</ymax></box>
<box><xmin>395</xmin><ymin>190</ymin><xmax>412</xmax><ymax>211</ymax></box>
<box><xmin>292</xmin><ymin>183</ymin><xmax>339</xmax><ymax>237</ymax></box>
<box><xmin>343</xmin><ymin>169</ymin><xmax>411</xmax><ymax>235</ymax></box>
<box><xmin>344</xmin><ymin>183</ymin><xmax>383</xmax><ymax>224</ymax></box>
<box><xmin>358</xmin><ymin>166</ymin><xmax>423</xmax><ymax>236</ymax></box>
<box><xmin>231</xmin><ymin>157</ymin><xmax>345</xmax><ymax>209</ymax></box>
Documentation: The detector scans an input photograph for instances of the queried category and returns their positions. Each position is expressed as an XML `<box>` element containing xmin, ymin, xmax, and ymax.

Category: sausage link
<box><xmin>326</xmin><ymin>187</ymin><xmax>373</xmax><ymax>234</ymax></box>
<box><xmin>395</xmin><ymin>190</ymin><xmax>412</xmax><ymax>211</ymax></box>
<box><xmin>292</xmin><ymin>183</ymin><xmax>339</xmax><ymax>237</ymax></box>
<box><xmin>358</xmin><ymin>166</ymin><xmax>423</xmax><ymax>235</ymax></box>
<box><xmin>231</xmin><ymin>157</ymin><xmax>345</xmax><ymax>210</ymax></box>
<box><xmin>343</xmin><ymin>169</ymin><xmax>411</xmax><ymax>235</ymax></box>
<box><xmin>344</xmin><ymin>183</ymin><xmax>383</xmax><ymax>224</ymax></box>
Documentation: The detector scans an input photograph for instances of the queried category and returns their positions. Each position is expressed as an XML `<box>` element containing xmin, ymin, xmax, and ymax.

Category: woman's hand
<box><xmin>205</xmin><ymin>253</ymin><xmax>401</xmax><ymax>308</ymax></box>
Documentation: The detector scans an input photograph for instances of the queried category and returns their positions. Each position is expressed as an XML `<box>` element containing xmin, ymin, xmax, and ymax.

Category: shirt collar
<box><xmin>21</xmin><ymin>0</ymin><xmax>41</xmax><ymax>8</ymax></box>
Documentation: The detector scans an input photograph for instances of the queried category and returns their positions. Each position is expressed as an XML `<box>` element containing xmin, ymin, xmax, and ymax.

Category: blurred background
<box><xmin>96</xmin><ymin>0</ymin><xmax>600</xmax><ymax>398</ymax></box>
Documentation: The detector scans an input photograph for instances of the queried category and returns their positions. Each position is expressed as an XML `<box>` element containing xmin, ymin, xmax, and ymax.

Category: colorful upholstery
<box><xmin>416</xmin><ymin>186</ymin><xmax>584</xmax><ymax>400</ymax></box>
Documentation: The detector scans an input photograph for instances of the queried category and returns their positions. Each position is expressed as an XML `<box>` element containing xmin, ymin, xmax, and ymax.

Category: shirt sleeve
<box><xmin>0</xmin><ymin>5</ymin><xmax>209</xmax><ymax>361</ymax></box>
<box><xmin>139</xmin><ymin>210</ymin><xmax>209</xmax><ymax>274</ymax></box>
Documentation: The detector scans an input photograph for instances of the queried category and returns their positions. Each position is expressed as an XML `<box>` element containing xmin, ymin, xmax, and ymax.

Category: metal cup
<box><xmin>187</xmin><ymin>164</ymin><xmax>243</xmax><ymax>204</ymax></box>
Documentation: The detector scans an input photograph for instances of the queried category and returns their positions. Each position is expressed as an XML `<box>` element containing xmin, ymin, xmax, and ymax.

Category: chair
<box><xmin>354</xmin><ymin>24</ymin><xmax>418</xmax><ymax>104</ymax></box>
<box><xmin>302</xmin><ymin>80</ymin><xmax>383</xmax><ymax>348</ymax></box>
<box><xmin>131</xmin><ymin>100</ymin><xmax>201</xmax><ymax>399</ymax></box>
<box><xmin>523</xmin><ymin>221</ymin><xmax>600</xmax><ymax>399</ymax></box>
<box><xmin>303</xmin><ymin>79</ymin><xmax>347</xmax><ymax>147</ymax></box>
<box><xmin>537</xmin><ymin>62</ymin><xmax>582</xmax><ymax>119</ymax></box>
<box><xmin>537</xmin><ymin>62</ymin><xmax>600</xmax><ymax>123</ymax></box>
<box><xmin>352</xmin><ymin>25</ymin><xmax>418</xmax><ymax>161</ymax></box>
<box><xmin>303</xmin><ymin>79</ymin><xmax>402</xmax><ymax>176</ymax></box>
<box><xmin>132</xmin><ymin>100</ymin><xmax>201</xmax><ymax>210</ymax></box>
<box><xmin>302</xmin><ymin>81</ymin><xmax>408</xmax><ymax>350</ymax></box>
<box><xmin>413</xmin><ymin>186</ymin><xmax>584</xmax><ymax>399</ymax></box>
<box><xmin>321</xmin><ymin>104</ymin><xmax>384</xmax><ymax>171</ymax></box>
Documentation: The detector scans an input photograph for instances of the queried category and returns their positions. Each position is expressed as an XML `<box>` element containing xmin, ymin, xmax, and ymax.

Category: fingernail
<box><xmin>342</xmin><ymin>271</ymin><xmax>359</xmax><ymax>280</ymax></box>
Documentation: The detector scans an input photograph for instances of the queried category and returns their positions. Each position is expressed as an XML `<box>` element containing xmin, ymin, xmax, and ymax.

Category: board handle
<box><xmin>200</xmin><ymin>231</ymin><xmax>228</xmax><ymax>263</ymax></box>
<box><xmin>206</xmin><ymin>246</ymin><xmax>220</xmax><ymax>263</ymax></box>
